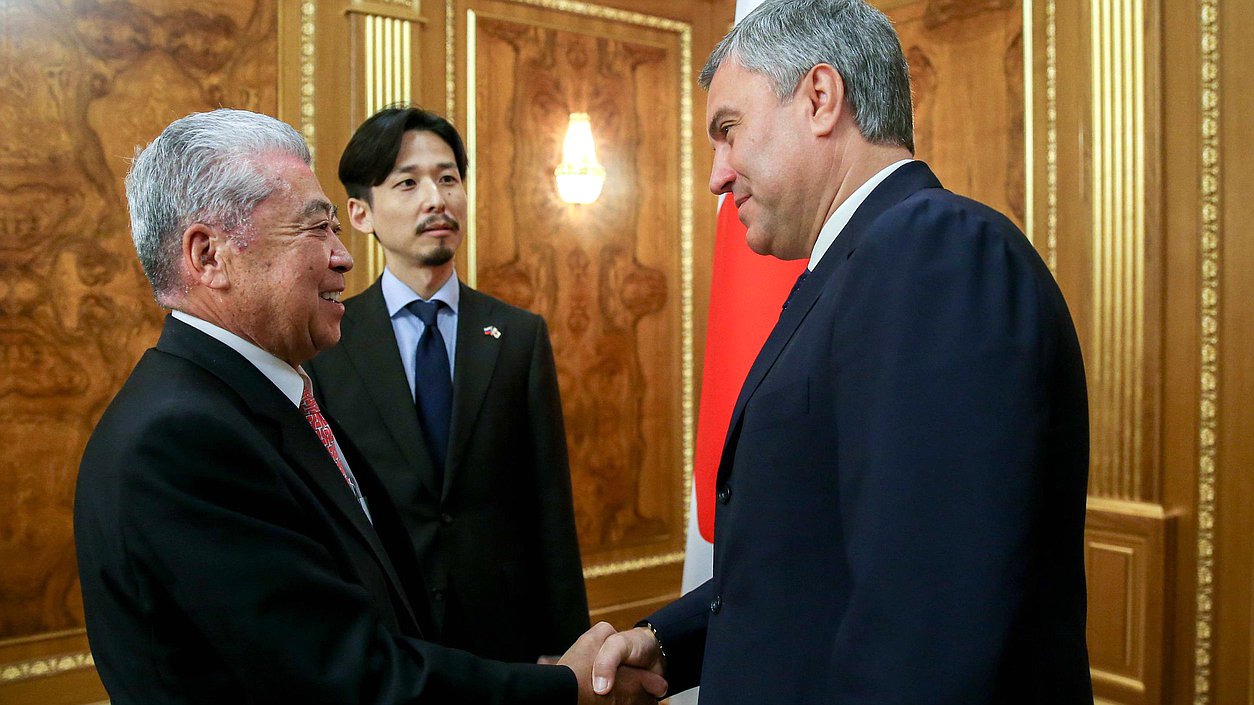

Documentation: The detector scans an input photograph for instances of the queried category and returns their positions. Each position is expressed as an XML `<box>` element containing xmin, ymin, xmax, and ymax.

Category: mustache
<box><xmin>417</xmin><ymin>215</ymin><xmax>460</xmax><ymax>233</ymax></box>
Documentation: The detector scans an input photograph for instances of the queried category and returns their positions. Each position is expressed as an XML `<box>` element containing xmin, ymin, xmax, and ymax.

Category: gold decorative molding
<box><xmin>445</xmin><ymin>0</ymin><xmax>456</xmax><ymax>119</ymax></box>
<box><xmin>465</xmin><ymin>8</ymin><xmax>479</xmax><ymax>288</ymax></box>
<box><xmin>1089</xmin><ymin>0</ymin><xmax>1147</xmax><ymax>501</ymax></box>
<box><xmin>299</xmin><ymin>0</ymin><xmax>317</xmax><ymax>162</ymax></box>
<box><xmin>1045</xmin><ymin>0</ymin><xmax>1058</xmax><ymax>273</ymax></box>
<box><xmin>583</xmin><ymin>551</ymin><xmax>685</xmax><ymax>580</ymax></box>
<box><xmin>449</xmin><ymin>0</ymin><xmax>694</xmax><ymax>578</ymax></box>
<box><xmin>1023</xmin><ymin>0</ymin><xmax>1033</xmax><ymax>245</ymax></box>
<box><xmin>1087</xmin><ymin>496</ymin><xmax>1168</xmax><ymax>520</ymax></box>
<box><xmin>1193</xmin><ymin>0</ymin><xmax>1220</xmax><ymax>701</ymax></box>
<box><xmin>353</xmin><ymin>0</ymin><xmax>424</xmax><ymax>15</ymax></box>
<box><xmin>0</xmin><ymin>651</ymin><xmax>94</xmax><ymax>684</ymax></box>
<box><xmin>358</xmin><ymin>6</ymin><xmax>417</xmax><ymax>280</ymax></box>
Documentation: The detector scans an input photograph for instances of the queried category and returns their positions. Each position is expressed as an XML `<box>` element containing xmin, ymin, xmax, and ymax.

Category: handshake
<box><xmin>551</xmin><ymin>622</ymin><xmax>669</xmax><ymax>704</ymax></box>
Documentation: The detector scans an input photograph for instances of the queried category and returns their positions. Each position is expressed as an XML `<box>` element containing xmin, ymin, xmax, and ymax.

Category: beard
<box><xmin>418</xmin><ymin>244</ymin><xmax>456</xmax><ymax>267</ymax></box>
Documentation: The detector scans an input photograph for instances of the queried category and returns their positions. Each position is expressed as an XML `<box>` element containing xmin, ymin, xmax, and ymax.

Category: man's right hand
<box><xmin>589</xmin><ymin>626</ymin><xmax>666</xmax><ymax>697</ymax></box>
<box><xmin>558</xmin><ymin>622</ymin><xmax>667</xmax><ymax>704</ymax></box>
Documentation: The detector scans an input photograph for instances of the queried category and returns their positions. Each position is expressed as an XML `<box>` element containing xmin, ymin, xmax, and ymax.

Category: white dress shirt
<box><xmin>808</xmin><ymin>159</ymin><xmax>914</xmax><ymax>270</ymax></box>
<box><xmin>381</xmin><ymin>267</ymin><xmax>461</xmax><ymax>401</ymax></box>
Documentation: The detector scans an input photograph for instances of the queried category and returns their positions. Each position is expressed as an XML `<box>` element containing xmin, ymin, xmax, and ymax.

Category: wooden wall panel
<box><xmin>889</xmin><ymin>0</ymin><xmax>1025</xmax><ymax>231</ymax></box>
<box><xmin>1086</xmin><ymin>502</ymin><xmax>1174</xmax><ymax>705</ymax></box>
<box><xmin>441</xmin><ymin>0</ymin><xmax>726</xmax><ymax>629</ymax></box>
<box><xmin>472</xmin><ymin>9</ymin><xmax>681</xmax><ymax>558</ymax></box>
<box><xmin>0</xmin><ymin>0</ymin><xmax>277</xmax><ymax>701</ymax></box>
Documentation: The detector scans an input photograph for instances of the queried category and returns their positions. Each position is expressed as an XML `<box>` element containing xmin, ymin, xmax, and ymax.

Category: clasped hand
<box><xmin>557</xmin><ymin>622</ymin><xmax>667</xmax><ymax>704</ymax></box>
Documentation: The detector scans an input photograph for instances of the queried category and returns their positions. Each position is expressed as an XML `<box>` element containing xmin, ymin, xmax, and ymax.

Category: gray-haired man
<box><xmin>592</xmin><ymin>1</ymin><xmax>1093</xmax><ymax>703</ymax></box>
<box><xmin>74</xmin><ymin>108</ymin><xmax>663</xmax><ymax>705</ymax></box>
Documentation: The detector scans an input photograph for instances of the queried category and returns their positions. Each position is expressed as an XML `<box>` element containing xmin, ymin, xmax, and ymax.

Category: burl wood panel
<box><xmin>470</xmin><ymin>11</ymin><xmax>684</xmax><ymax>563</ymax></box>
<box><xmin>0</xmin><ymin>0</ymin><xmax>277</xmax><ymax>651</ymax></box>
<box><xmin>888</xmin><ymin>0</ymin><xmax>1025</xmax><ymax>230</ymax></box>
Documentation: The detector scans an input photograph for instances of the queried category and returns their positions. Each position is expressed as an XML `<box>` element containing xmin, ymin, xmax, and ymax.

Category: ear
<box><xmin>183</xmin><ymin>223</ymin><xmax>232</xmax><ymax>291</ymax></box>
<box><xmin>347</xmin><ymin>197</ymin><xmax>374</xmax><ymax>235</ymax></box>
<box><xmin>800</xmin><ymin>63</ymin><xmax>844</xmax><ymax>138</ymax></box>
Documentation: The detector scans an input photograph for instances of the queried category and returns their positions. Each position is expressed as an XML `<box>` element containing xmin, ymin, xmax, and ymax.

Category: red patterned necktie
<box><xmin>299</xmin><ymin>384</ymin><xmax>352</xmax><ymax>487</ymax></box>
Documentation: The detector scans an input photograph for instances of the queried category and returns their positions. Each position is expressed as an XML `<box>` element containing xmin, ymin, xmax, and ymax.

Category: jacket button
<box><xmin>709</xmin><ymin>595</ymin><xmax>722</xmax><ymax>614</ymax></box>
<box><xmin>431</xmin><ymin>588</ymin><xmax>445</xmax><ymax>602</ymax></box>
<box><xmin>717</xmin><ymin>485</ymin><xmax>731</xmax><ymax>504</ymax></box>
<box><xmin>440</xmin><ymin>513</ymin><xmax>454</xmax><ymax>526</ymax></box>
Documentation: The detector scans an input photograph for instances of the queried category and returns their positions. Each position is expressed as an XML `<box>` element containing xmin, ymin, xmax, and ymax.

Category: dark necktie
<box><xmin>408</xmin><ymin>300</ymin><xmax>453</xmax><ymax>478</ymax></box>
<box><xmin>781</xmin><ymin>269</ymin><xmax>812</xmax><ymax>311</ymax></box>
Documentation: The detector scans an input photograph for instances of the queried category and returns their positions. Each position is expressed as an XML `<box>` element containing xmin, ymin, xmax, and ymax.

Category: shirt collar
<box><xmin>381</xmin><ymin>267</ymin><xmax>461</xmax><ymax>318</ymax></box>
<box><xmin>808</xmin><ymin>159</ymin><xmax>914</xmax><ymax>271</ymax></box>
<box><xmin>170</xmin><ymin>309</ymin><xmax>306</xmax><ymax>407</ymax></box>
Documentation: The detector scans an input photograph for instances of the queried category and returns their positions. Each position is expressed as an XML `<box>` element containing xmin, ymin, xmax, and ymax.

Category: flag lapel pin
<box><xmin>482</xmin><ymin>325</ymin><xmax>502</xmax><ymax>339</ymax></box>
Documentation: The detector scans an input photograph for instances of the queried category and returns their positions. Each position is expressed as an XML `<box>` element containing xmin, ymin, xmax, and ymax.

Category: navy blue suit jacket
<box><xmin>650</xmin><ymin>162</ymin><xmax>1093</xmax><ymax>704</ymax></box>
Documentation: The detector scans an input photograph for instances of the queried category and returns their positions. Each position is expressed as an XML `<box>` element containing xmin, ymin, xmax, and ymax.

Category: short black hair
<box><xmin>338</xmin><ymin>105</ymin><xmax>469</xmax><ymax>204</ymax></box>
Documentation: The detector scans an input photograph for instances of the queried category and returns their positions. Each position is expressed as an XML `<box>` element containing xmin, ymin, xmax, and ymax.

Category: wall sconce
<box><xmin>555</xmin><ymin>112</ymin><xmax>606</xmax><ymax>204</ymax></box>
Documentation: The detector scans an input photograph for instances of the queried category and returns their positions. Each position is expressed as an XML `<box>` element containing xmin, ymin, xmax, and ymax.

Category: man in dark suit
<box><xmin>74</xmin><ymin>108</ymin><xmax>661</xmax><ymax>704</ymax></box>
<box><xmin>306</xmin><ymin>106</ymin><xmax>588</xmax><ymax>663</ymax></box>
<box><xmin>590</xmin><ymin>1</ymin><xmax>1094</xmax><ymax>703</ymax></box>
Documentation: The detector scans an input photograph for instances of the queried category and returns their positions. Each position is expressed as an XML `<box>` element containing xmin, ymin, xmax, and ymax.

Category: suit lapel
<box><xmin>717</xmin><ymin>161</ymin><xmax>944</xmax><ymax>484</ymax></box>
<box><xmin>340</xmin><ymin>281</ymin><xmax>442</xmax><ymax>497</ymax></box>
<box><xmin>156</xmin><ymin>317</ymin><xmax>420</xmax><ymax>633</ymax></box>
<box><xmin>444</xmin><ymin>285</ymin><xmax>503</xmax><ymax>500</ymax></box>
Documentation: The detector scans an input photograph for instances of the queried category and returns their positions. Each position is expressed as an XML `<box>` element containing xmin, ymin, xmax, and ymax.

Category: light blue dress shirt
<box><xmin>381</xmin><ymin>268</ymin><xmax>460</xmax><ymax>401</ymax></box>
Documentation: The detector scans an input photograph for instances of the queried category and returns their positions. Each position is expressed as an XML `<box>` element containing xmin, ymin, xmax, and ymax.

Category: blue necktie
<box><xmin>408</xmin><ymin>300</ymin><xmax>453</xmax><ymax>479</ymax></box>
<box><xmin>782</xmin><ymin>269</ymin><xmax>812</xmax><ymax>311</ymax></box>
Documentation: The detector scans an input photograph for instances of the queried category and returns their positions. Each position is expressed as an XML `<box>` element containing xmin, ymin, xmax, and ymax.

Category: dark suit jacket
<box><xmin>74</xmin><ymin>316</ymin><xmax>575</xmax><ymax>704</ymax></box>
<box><xmin>649</xmin><ymin>162</ymin><xmax>1093</xmax><ymax>704</ymax></box>
<box><xmin>306</xmin><ymin>279</ymin><xmax>588</xmax><ymax>661</ymax></box>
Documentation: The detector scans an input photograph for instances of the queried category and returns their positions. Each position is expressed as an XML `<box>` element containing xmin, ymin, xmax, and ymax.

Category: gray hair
<box><xmin>699</xmin><ymin>0</ymin><xmax>914</xmax><ymax>153</ymax></box>
<box><xmin>125</xmin><ymin>108</ymin><xmax>311</xmax><ymax>304</ymax></box>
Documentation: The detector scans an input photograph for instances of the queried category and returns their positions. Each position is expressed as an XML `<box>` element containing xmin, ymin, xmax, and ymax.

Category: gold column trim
<box><xmin>346</xmin><ymin>1</ymin><xmax>427</xmax><ymax>22</ymax></box>
<box><xmin>445</xmin><ymin>0</ymin><xmax>456</xmax><ymax>119</ymax></box>
<box><xmin>358</xmin><ymin>6</ymin><xmax>417</xmax><ymax>281</ymax></box>
<box><xmin>1045</xmin><ymin>0</ymin><xmax>1058</xmax><ymax>273</ymax></box>
<box><xmin>1193</xmin><ymin>0</ymin><xmax>1220</xmax><ymax>700</ymax></box>
<box><xmin>583</xmin><ymin>552</ymin><xmax>685</xmax><ymax>580</ymax></box>
<box><xmin>299</xmin><ymin>0</ymin><xmax>317</xmax><ymax>163</ymax></box>
<box><xmin>1089</xmin><ymin>0</ymin><xmax>1147</xmax><ymax>501</ymax></box>
<box><xmin>0</xmin><ymin>651</ymin><xmax>95</xmax><ymax>684</ymax></box>
<box><xmin>449</xmin><ymin>0</ymin><xmax>694</xmax><ymax>578</ymax></box>
<box><xmin>1023</xmin><ymin>0</ymin><xmax>1033</xmax><ymax>245</ymax></box>
<box><xmin>466</xmin><ymin>9</ymin><xmax>479</xmax><ymax>287</ymax></box>
<box><xmin>1086</xmin><ymin>496</ymin><xmax>1168</xmax><ymax>519</ymax></box>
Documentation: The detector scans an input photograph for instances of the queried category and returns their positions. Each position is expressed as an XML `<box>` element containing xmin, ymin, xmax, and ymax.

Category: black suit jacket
<box><xmin>306</xmin><ymin>279</ymin><xmax>588</xmax><ymax>661</ymax></box>
<box><xmin>649</xmin><ymin>162</ymin><xmax>1093</xmax><ymax>704</ymax></box>
<box><xmin>74</xmin><ymin>316</ymin><xmax>575</xmax><ymax>704</ymax></box>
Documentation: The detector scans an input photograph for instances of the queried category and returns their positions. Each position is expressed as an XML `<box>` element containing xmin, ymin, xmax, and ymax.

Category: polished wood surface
<box><xmin>890</xmin><ymin>0</ymin><xmax>1025</xmax><ymax>230</ymax></box>
<box><xmin>0</xmin><ymin>0</ymin><xmax>276</xmax><ymax>700</ymax></box>
<box><xmin>472</xmin><ymin>7</ymin><xmax>679</xmax><ymax>558</ymax></box>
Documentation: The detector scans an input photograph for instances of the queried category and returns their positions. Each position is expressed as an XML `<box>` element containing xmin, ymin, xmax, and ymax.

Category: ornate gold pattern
<box><xmin>1023</xmin><ymin>0</ymin><xmax>1034</xmax><ymax>245</ymax></box>
<box><xmin>1194</xmin><ymin>0</ymin><xmax>1219</xmax><ymax>700</ymax></box>
<box><xmin>300</xmin><ymin>0</ymin><xmax>316</xmax><ymax>162</ymax></box>
<box><xmin>448</xmin><ymin>0</ymin><xmax>693</xmax><ymax>578</ymax></box>
<box><xmin>1045</xmin><ymin>0</ymin><xmax>1058</xmax><ymax>272</ymax></box>
<box><xmin>1089</xmin><ymin>0</ymin><xmax>1146</xmax><ymax>501</ymax></box>
<box><xmin>0</xmin><ymin>651</ymin><xmax>94</xmax><ymax>684</ymax></box>
<box><xmin>583</xmin><ymin>551</ymin><xmax>685</xmax><ymax>580</ymax></box>
<box><xmin>465</xmin><ymin>9</ymin><xmax>478</xmax><ymax>288</ymax></box>
<box><xmin>445</xmin><ymin>0</ymin><xmax>456</xmax><ymax>119</ymax></box>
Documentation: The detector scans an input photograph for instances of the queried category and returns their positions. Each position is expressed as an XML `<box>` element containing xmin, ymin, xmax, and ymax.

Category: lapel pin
<box><xmin>482</xmin><ymin>325</ymin><xmax>502</xmax><ymax>339</ymax></box>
